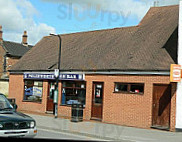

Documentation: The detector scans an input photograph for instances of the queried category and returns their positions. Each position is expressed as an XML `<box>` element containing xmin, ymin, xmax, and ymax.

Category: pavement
<box><xmin>26</xmin><ymin>113</ymin><xmax>182</xmax><ymax>142</ymax></box>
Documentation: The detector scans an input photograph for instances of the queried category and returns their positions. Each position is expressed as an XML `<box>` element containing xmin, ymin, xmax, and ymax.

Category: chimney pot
<box><xmin>22</xmin><ymin>30</ymin><xmax>28</xmax><ymax>46</ymax></box>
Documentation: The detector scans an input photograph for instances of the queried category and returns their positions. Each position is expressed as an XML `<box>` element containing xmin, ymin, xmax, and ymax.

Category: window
<box><xmin>114</xmin><ymin>83</ymin><xmax>144</xmax><ymax>94</ymax></box>
<box><xmin>130</xmin><ymin>84</ymin><xmax>144</xmax><ymax>94</ymax></box>
<box><xmin>94</xmin><ymin>84</ymin><xmax>103</xmax><ymax>104</ymax></box>
<box><xmin>115</xmin><ymin>83</ymin><xmax>128</xmax><ymax>92</ymax></box>
<box><xmin>24</xmin><ymin>80</ymin><xmax>43</xmax><ymax>102</ymax></box>
<box><xmin>61</xmin><ymin>81</ymin><xmax>86</xmax><ymax>106</ymax></box>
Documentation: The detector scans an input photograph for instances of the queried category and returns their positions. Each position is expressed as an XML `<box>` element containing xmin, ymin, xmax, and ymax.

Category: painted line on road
<box><xmin>37</xmin><ymin>128</ymin><xmax>110</xmax><ymax>141</ymax></box>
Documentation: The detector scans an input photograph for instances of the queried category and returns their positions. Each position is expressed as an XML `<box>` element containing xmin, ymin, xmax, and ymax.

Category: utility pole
<box><xmin>50</xmin><ymin>33</ymin><xmax>62</xmax><ymax>118</ymax></box>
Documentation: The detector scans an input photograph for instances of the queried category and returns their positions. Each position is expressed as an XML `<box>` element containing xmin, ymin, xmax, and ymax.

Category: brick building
<box><xmin>8</xmin><ymin>5</ymin><xmax>180</xmax><ymax>131</ymax></box>
<box><xmin>0</xmin><ymin>26</ymin><xmax>32</xmax><ymax>78</ymax></box>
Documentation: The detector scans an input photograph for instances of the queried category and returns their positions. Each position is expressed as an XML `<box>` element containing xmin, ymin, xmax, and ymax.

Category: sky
<box><xmin>0</xmin><ymin>0</ymin><xmax>180</xmax><ymax>45</ymax></box>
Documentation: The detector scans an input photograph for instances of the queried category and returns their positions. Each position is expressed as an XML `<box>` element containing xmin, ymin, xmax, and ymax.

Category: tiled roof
<box><xmin>10</xmin><ymin>5</ymin><xmax>179</xmax><ymax>72</ymax></box>
<box><xmin>3</xmin><ymin>41</ymin><xmax>33</xmax><ymax>57</ymax></box>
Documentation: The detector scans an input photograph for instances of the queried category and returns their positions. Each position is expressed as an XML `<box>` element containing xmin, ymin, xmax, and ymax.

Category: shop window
<box><xmin>61</xmin><ymin>81</ymin><xmax>86</xmax><ymax>106</ymax></box>
<box><xmin>114</xmin><ymin>83</ymin><xmax>144</xmax><ymax>94</ymax></box>
<box><xmin>24</xmin><ymin>80</ymin><xmax>43</xmax><ymax>102</ymax></box>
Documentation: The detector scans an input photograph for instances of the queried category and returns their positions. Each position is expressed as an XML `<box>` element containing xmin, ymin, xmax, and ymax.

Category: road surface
<box><xmin>34</xmin><ymin>128</ymin><xmax>110</xmax><ymax>141</ymax></box>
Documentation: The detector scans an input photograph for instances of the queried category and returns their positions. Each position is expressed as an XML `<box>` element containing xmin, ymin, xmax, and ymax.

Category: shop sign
<box><xmin>24</xmin><ymin>73</ymin><xmax>85</xmax><ymax>81</ymax></box>
<box><xmin>24</xmin><ymin>73</ymin><xmax>54</xmax><ymax>80</ymax></box>
<box><xmin>170</xmin><ymin>64</ymin><xmax>181</xmax><ymax>82</ymax></box>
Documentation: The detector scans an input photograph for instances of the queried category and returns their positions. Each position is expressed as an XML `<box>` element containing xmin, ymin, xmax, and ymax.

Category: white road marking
<box><xmin>36</xmin><ymin>128</ymin><xmax>110</xmax><ymax>141</ymax></box>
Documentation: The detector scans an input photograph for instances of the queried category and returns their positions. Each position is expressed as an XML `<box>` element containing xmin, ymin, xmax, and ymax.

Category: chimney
<box><xmin>0</xmin><ymin>25</ymin><xmax>3</xmax><ymax>43</ymax></box>
<box><xmin>153</xmin><ymin>1</ymin><xmax>159</xmax><ymax>7</ymax></box>
<box><xmin>22</xmin><ymin>31</ymin><xmax>28</xmax><ymax>46</ymax></box>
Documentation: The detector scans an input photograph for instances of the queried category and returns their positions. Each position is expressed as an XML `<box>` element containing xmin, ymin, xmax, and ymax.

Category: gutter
<box><xmin>9</xmin><ymin>70</ymin><xmax>170</xmax><ymax>76</ymax></box>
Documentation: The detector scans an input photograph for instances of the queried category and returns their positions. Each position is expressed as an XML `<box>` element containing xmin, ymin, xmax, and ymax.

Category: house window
<box><xmin>24</xmin><ymin>80</ymin><xmax>43</xmax><ymax>102</ymax></box>
<box><xmin>130</xmin><ymin>84</ymin><xmax>144</xmax><ymax>93</ymax></box>
<box><xmin>114</xmin><ymin>83</ymin><xmax>144</xmax><ymax>94</ymax></box>
<box><xmin>61</xmin><ymin>81</ymin><xmax>86</xmax><ymax>106</ymax></box>
<box><xmin>115</xmin><ymin>83</ymin><xmax>128</xmax><ymax>92</ymax></box>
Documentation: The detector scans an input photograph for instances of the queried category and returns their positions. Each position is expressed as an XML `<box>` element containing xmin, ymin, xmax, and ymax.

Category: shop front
<box><xmin>18</xmin><ymin>72</ymin><xmax>86</xmax><ymax>114</ymax></box>
<box><xmin>9</xmin><ymin>72</ymin><xmax>177</xmax><ymax>131</ymax></box>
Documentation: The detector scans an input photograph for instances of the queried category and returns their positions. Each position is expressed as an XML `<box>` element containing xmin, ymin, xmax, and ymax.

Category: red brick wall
<box><xmin>9</xmin><ymin>74</ymin><xmax>176</xmax><ymax>131</ymax></box>
<box><xmin>6</xmin><ymin>58</ymin><xmax>20</xmax><ymax>72</ymax></box>
<box><xmin>9</xmin><ymin>75</ymin><xmax>48</xmax><ymax>113</ymax></box>
<box><xmin>0</xmin><ymin>44</ymin><xmax>5</xmax><ymax>77</ymax></box>
<box><xmin>84</xmin><ymin>75</ymin><xmax>176</xmax><ymax>131</ymax></box>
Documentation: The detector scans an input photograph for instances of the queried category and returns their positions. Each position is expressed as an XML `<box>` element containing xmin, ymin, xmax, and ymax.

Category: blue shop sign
<box><xmin>24</xmin><ymin>73</ymin><xmax>85</xmax><ymax>81</ymax></box>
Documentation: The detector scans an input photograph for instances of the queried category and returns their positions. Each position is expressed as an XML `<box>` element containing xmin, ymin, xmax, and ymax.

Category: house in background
<box><xmin>0</xmin><ymin>26</ymin><xmax>33</xmax><ymax>95</ymax></box>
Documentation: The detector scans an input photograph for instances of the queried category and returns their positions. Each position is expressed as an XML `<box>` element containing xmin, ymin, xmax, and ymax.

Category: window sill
<box><xmin>60</xmin><ymin>104</ymin><xmax>85</xmax><ymax>108</ymax></box>
<box><xmin>113</xmin><ymin>91</ymin><xmax>144</xmax><ymax>95</ymax></box>
<box><xmin>22</xmin><ymin>100</ymin><xmax>42</xmax><ymax>104</ymax></box>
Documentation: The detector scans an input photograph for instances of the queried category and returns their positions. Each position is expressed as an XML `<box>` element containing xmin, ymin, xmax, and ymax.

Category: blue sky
<box><xmin>30</xmin><ymin>0</ymin><xmax>140</xmax><ymax>33</ymax></box>
<box><xmin>0</xmin><ymin>0</ymin><xmax>180</xmax><ymax>45</ymax></box>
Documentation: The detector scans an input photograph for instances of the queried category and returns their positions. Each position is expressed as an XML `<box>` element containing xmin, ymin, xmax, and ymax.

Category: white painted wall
<box><xmin>0</xmin><ymin>80</ymin><xmax>9</xmax><ymax>96</ymax></box>
<box><xmin>176</xmin><ymin>0</ymin><xmax>182</xmax><ymax>129</ymax></box>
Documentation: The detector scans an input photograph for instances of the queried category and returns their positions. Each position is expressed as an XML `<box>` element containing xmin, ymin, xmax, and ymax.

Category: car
<box><xmin>0</xmin><ymin>93</ymin><xmax>37</xmax><ymax>138</ymax></box>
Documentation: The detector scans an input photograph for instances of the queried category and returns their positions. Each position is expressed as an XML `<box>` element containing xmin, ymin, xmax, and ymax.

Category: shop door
<box><xmin>152</xmin><ymin>84</ymin><xmax>171</xmax><ymax>129</ymax></box>
<box><xmin>46</xmin><ymin>82</ymin><xmax>55</xmax><ymax>112</ymax></box>
<box><xmin>91</xmin><ymin>82</ymin><xmax>104</xmax><ymax>120</ymax></box>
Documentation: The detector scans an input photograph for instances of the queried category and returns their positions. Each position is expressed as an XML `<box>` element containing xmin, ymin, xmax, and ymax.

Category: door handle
<box><xmin>153</xmin><ymin>104</ymin><xmax>156</xmax><ymax>107</ymax></box>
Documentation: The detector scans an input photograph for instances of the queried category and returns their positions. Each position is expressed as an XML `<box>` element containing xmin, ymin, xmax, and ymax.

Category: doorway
<box><xmin>91</xmin><ymin>82</ymin><xmax>104</xmax><ymax>120</ymax></box>
<box><xmin>152</xmin><ymin>84</ymin><xmax>171</xmax><ymax>130</ymax></box>
<box><xmin>46</xmin><ymin>82</ymin><xmax>55</xmax><ymax>112</ymax></box>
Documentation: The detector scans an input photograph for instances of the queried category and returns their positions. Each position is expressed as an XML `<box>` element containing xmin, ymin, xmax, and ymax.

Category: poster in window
<box><xmin>33</xmin><ymin>87</ymin><xmax>42</xmax><ymax>97</ymax></box>
<box><xmin>25</xmin><ymin>87</ymin><xmax>33</xmax><ymax>96</ymax></box>
<box><xmin>97</xmin><ymin>85</ymin><xmax>102</xmax><ymax>89</ymax></box>
<box><xmin>96</xmin><ymin>89</ymin><xmax>101</xmax><ymax>98</ymax></box>
<box><xmin>62</xmin><ymin>88</ymin><xmax>66</xmax><ymax>105</ymax></box>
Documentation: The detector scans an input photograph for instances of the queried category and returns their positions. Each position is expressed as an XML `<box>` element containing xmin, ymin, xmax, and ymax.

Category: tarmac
<box><xmin>26</xmin><ymin>112</ymin><xmax>182</xmax><ymax>142</ymax></box>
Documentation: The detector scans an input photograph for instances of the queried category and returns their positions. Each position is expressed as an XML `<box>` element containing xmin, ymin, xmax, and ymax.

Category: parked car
<box><xmin>0</xmin><ymin>93</ymin><xmax>37</xmax><ymax>138</ymax></box>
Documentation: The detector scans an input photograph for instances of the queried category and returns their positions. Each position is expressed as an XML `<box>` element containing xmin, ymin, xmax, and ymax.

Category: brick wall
<box><xmin>84</xmin><ymin>75</ymin><xmax>176</xmax><ymax>131</ymax></box>
<box><xmin>6</xmin><ymin>57</ymin><xmax>20</xmax><ymax>73</ymax></box>
<box><xmin>9</xmin><ymin>74</ymin><xmax>177</xmax><ymax>131</ymax></box>
<box><xmin>0</xmin><ymin>44</ymin><xmax>20</xmax><ymax>77</ymax></box>
<box><xmin>0</xmin><ymin>44</ymin><xmax>5</xmax><ymax>77</ymax></box>
<box><xmin>9</xmin><ymin>75</ymin><xmax>48</xmax><ymax>113</ymax></box>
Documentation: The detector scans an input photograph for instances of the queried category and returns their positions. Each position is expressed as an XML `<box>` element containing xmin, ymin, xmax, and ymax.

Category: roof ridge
<box><xmin>3</xmin><ymin>40</ymin><xmax>33</xmax><ymax>47</ymax></box>
<box><xmin>46</xmin><ymin>26</ymin><xmax>138</xmax><ymax>38</ymax></box>
<box><xmin>151</xmin><ymin>4</ymin><xmax>179</xmax><ymax>9</ymax></box>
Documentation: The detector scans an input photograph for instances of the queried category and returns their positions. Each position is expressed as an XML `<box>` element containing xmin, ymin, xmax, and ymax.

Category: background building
<box><xmin>0</xmin><ymin>26</ymin><xmax>32</xmax><ymax>95</ymax></box>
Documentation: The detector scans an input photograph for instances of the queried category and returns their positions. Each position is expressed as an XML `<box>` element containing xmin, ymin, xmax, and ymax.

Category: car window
<box><xmin>0</xmin><ymin>95</ymin><xmax>13</xmax><ymax>110</ymax></box>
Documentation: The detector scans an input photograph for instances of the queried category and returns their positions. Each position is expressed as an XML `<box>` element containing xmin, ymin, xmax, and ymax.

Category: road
<box><xmin>34</xmin><ymin>128</ymin><xmax>110</xmax><ymax>141</ymax></box>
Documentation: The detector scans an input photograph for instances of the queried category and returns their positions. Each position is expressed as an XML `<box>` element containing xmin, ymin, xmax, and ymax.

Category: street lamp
<box><xmin>50</xmin><ymin>33</ymin><xmax>62</xmax><ymax>118</ymax></box>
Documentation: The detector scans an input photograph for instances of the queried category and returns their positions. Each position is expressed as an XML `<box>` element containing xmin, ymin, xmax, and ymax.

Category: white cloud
<box><xmin>41</xmin><ymin>0</ymin><xmax>153</xmax><ymax>20</ymax></box>
<box><xmin>0</xmin><ymin>0</ymin><xmax>56</xmax><ymax>45</ymax></box>
<box><xmin>41</xmin><ymin>0</ymin><xmax>181</xmax><ymax>21</ymax></box>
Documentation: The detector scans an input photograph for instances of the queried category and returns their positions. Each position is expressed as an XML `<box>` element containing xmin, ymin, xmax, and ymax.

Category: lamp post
<box><xmin>50</xmin><ymin>33</ymin><xmax>62</xmax><ymax>118</ymax></box>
